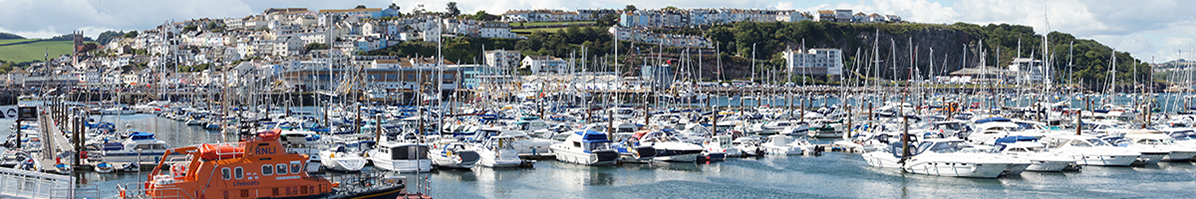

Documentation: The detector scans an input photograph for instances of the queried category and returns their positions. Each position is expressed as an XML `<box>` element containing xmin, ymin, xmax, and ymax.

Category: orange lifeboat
<box><xmin>198</xmin><ymin>143</ymin><xmax>244</xmax><ymax>160</ymax></box>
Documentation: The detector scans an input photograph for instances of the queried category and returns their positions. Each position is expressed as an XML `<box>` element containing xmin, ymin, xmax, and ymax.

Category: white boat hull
<box><xmin>550</xmin><ymin>145</ymin><xmax>618</xmax><ymax>166</ymax></box>
<box><xmin>369</xmin><ymin>157</ymin><xmax>431</xmax><ymax>173</ymax></box>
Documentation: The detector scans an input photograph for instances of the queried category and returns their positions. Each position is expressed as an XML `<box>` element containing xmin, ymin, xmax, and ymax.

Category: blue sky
<box><xmin>0</xmin><ymin>0</ymin><xmax>1191</xmax><ymax>62</ymax></box>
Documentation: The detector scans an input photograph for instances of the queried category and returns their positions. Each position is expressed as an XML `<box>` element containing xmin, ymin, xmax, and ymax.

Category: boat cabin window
<box><xmin>1069</xmin><ymin>140</ymin><xmax>1093</xmax><ymax>147</ymax></box>
<box><xmin>234</xmin><ymin>167</ymin><xmax>244</xmax><ymax>179</ymax></box>
<box><xmin>220</xmin><ymin>167</ymin><xmax>231</xmax><ymax>180</ymax></box>
<box><xmin>290</xmin><ymin>162</ymin><xmax>302</xmax><ymax>174</ymax></box>
<box><xmin>1086</xmin><ymin>139</ymin><xmax>1111</xmax><ymax>146</ymax></box>
<box><xmin>1007</xmin><ymin>147</ymin><xmax>1027</xmax><ymax>153</ymax></box>
<box><xmin>1136</xmin><ymin>139</ymin><xmax>1162</xmax><ymax>145</ymax></box>
<box><xmin>262</xmin><ymin>165</ymin><xmax>273</xmax><ymax>175</ymax></box>
<box><xmin>276</xmin><ymin>164</ymin><xmax>287</xmax><ymax>175</ymax></box>
<box><xmin>391</xmin><ymin>146</ymin><xmax>429</xmax><ymax>160</ymax></box>
<box><xmin>928</xmin><ymin>141</ymin><xmax>971</xmax><ymax>153</ymax></box>
<box><xmin>588</xmin><ymin>143</ymin><xmax>608</xmax><ymax>151</ymax></box>
<box><xmin>134</xmin><ymin>144</ymin><xmax>167</xmax><ymax>150</ymax></box>
<box><xmin>573</xmin><ymin>141</ymin><xmax>582</xmax><ymax>148</ymax></box>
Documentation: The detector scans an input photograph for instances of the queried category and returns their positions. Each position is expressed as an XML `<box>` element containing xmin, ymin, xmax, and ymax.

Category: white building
<box><xmin>272</xmin><ymin>35</ymin><xmax>304</xmax><ymax>57</ymax></box>
<box><xmin>1007</xmin><ymin>58</ymin><xmax>1045</xmax><ymax>84</ymax></box>
<box><xmin>484</xmin><ymin>50</ymin><xmax>522</xmax><ymax>68</ymax></box>
<box><xmin>478</xmin><ymin>23</ymin><xmax>519</xmax><ymax>39</ymax></box>
<box><xmin>783</xmin><ymin>48</ymin><xmax>844</xmax><ymax>77</ymax></box>
<box><xmin>521</xmin><ymin>55</ymin><xmax>569</xmax><ymax>74</ymax></box>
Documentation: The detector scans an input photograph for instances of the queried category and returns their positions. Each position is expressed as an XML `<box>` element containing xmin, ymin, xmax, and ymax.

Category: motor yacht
<box><xmin>428</xmin><ymin>140</ymin><xmax>480</xmax><ymax>169</ymax></box>
<box><xmin>367</xmin><ymin>135</ymin><xmax>432</xmax><ymax>173</ymax></box>
<box><xmin>994</xmin><ymin>139</ymin><xmax>1076</xmax><ymax>172</ymax></box>
<box><xmin>1041</xmin><ymin>135</ymin><xmax>1141</xmax><ymax>166</ymax></box>
<box><xmin>475</xmin><ymin>135</ymin><xmax>527</xmax><ymax>168</ymax></box>
<box><xmin>550</xmin><ymin>129</ymin><xmax>619</xmax><ymax>166</ymax></box>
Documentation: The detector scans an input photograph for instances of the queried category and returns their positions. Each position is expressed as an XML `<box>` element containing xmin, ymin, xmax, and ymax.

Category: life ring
<box><xmin>171</xmin><ymin>164</ymin><xmax>186</xmax><ymax>177</ymax></box>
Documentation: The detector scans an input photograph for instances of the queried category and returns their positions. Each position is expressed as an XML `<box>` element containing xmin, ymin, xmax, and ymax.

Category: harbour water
<box><xmin>8</xmin><ymin>92</ymin><xmax>1196</xmax><ymax>198</ymax></box>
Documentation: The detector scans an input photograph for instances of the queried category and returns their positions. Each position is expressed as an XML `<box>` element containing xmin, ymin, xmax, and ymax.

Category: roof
<box><xmin>7</xmin><ymin>67</ymin><xmax>27</xmax><ymax>74</ymax></box>
<box><xmin>264</xmin><ymin>8</ymin><xmax>308</xmax><ymax>15</ymax></box>
<box><xmin>817</xmin><ymin>10</ymin><xmax>834</xmax><ymax>15</ymax></box>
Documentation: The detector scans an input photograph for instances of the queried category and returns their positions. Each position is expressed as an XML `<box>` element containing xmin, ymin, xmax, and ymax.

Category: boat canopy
<box><xmin>974</xmin><ymin>117</ymin><xmax>1011</xmax><ymax>124</ymax></box>
<box><xmin>577</xmin><ymin>130</ymin><xmax>611</xmax><ymax>143</ymax></box>
<box><xmin>129</xmin><ymin>132</ymin><xmax>155</xmax><ymax>140</ymax></box>
<box><xmin>993</xmin><ymin>135</ymin><xmax>1038</xmax><ymax>145</ymax></box>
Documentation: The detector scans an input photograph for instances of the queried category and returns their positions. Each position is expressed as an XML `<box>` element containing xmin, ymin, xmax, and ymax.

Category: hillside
<box><xmin>0</xmin><ymin>39</ymin><xmax>75</xmax><ymax>63</ymax></box>
<box><xmin>0</xmin><ymin>32</ymin><xmax>23</xmax><ymax>40</ymax></box>
<box><xmin>369</xmin><ymin>21</ymin><xmax>1143</xmax><ymax>90</ymax></box>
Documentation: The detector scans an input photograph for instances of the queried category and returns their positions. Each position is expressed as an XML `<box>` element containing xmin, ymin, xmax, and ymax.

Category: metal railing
<box><xmin>0</xmin><ymin>167</ymin><xmax>72</xmax><ymax>199</ymax></box>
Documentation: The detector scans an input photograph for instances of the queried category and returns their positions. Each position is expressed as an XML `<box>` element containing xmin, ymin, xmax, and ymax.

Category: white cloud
<box><xmin>0</xmin><ymin>0</ymin><xmax>255</xmax><ymax>38</ymax></box>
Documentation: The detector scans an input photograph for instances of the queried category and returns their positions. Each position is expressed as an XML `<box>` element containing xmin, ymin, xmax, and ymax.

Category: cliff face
<box><xmin>841</xmin><ymin>27</ymin><xmax>981</xmax><ymax>79</ymax></box>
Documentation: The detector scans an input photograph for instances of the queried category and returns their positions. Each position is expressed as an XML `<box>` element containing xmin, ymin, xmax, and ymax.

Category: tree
<box><xmin>471</xmin><ymin>10</ymin><xmax>492</xmax><ymax>21</ymax></box>
<box><xmin>388</xmin><ymin>3</ymin><xmax>399</xmax><ymax>10</ymax></box>
<box><xmin>663</xmin><ymin>6</ymin><xmax>678</xmax><ymax>11</ymax></box>
<box><xmin>624</xmin><ymin>5</ymin><xmax>637</xmax><ymax>12</ymax></box>
<box><xmin>124</xmin><ymin>31</ymin><xmax>139</xmax><ymax>38</ymax></box>
<box><xmin>445</xmin><ymin>2</ymin><xmax>460</xmax><ymax>17</ymax></box>
<box><xmin>355</xmin><ymin>5</ymin><xmax>366</xmax><ymax>9</ymax></box>
<box><xmin>306</xmin><ymin>43</ymin><xmax>329</xmax><ymax>50</ymax></box>
<box><xmin>596</xmin><ymin>14</ymin><xmax>619</xmax><ymax>27</ymax></box>
<box><xmin>414</xmin><ymin>4</ymin><xmax>426</xmax><ymax>15</ymax></box>
<box><xmin>96</xmin><ymin>31</ymin><xmax>124</xmax><ymax>45</ymax></box>
<box><xmin>183</xmin><ymin>25</ymin><xmax>198</xmax><ymax>32</ymax></box>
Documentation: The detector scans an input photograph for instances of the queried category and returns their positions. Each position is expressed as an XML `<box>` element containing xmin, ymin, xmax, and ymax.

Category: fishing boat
<box><xmin>550</xmin><ymin>129</ymin><xmax>619</xmax><ymax>166</ymax></box>
<box><xmin>138</xmin><ymin>129</ymin><xmax>408</xmax><ymax>199</ymax></box>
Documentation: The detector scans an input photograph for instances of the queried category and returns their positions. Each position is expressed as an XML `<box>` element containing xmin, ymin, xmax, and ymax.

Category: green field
<box><xmin>0</xmin><ymin>39</ymin><xmax>74</xmax><ymax>63</ymax></box>
<box><xmin>512</xmin><ymin>27</ymin><xmax>568</xmax><ymax>36</ymax></box>
<box><xmin>508</xmin><ymin>21</ymin><xmax>595</xmax><ymax>27</ymax></box>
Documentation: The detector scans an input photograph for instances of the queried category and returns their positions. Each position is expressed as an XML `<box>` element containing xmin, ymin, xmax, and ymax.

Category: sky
<box><xmin>1</xmin><ymin>0</ymin><xmax>1193</xmax><ymax>62</ymax></box>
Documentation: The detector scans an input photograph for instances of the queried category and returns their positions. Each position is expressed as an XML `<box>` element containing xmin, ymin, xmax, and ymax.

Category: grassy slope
<box><xmin>0</xmin><ymin>40</ymin><xmax>74</xmax><ymax>63</ymax></box>
<box><xmin>512</xmin><ymin>27</ymin><xmax>568</xmax><ymax>36</ymax></box>
<box><xmin>507</xmin><ymin>21</ymin><xmax>594</xmax><ymax>27</ymax></box>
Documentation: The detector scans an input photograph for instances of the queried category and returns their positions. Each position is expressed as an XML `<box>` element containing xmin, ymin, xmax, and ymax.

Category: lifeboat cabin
<box><xmin>145</xmin><ymin>129</ymin><xmax>335</xmax><ymax>198</ymax></box>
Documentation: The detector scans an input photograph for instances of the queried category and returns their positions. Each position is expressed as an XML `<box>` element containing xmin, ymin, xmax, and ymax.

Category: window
<box><xmin>234</xmin><ymin>167</ymin><xmax>244</xmax><ymax>179</ymax></box>
<box><xmin>220</xmin><ymin>167</ymin><xmax>231</xmax><ymax>180</ymax></box>
<box><xmin>276</xmin><ymin>164</ymin><xmax>287</xmax><ymax>175</ymax></box>
<box><xmin>261</xmin><ymin>165</ymin><xmax>273</xmax><ymax>175</ymax></box>
<box><xmin>290</xmin><ymin>162</ymin><xmax>302</xmax><ymax>174</ymax></box>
